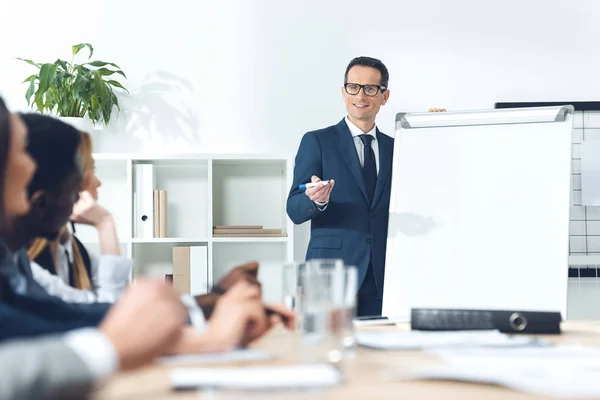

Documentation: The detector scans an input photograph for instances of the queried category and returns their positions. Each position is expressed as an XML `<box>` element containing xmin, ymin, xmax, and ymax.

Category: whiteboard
<box><xmin>382</xmin><ymin>106</ymin><xmax>574</xmax><ymax>320</ymax></box>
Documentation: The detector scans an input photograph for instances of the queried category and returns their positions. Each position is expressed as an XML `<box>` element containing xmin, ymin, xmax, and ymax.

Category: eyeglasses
<box><xmin>344</xmin><ymin>83</ymin><xmax>386</xmax><ymax>97</ymax></box>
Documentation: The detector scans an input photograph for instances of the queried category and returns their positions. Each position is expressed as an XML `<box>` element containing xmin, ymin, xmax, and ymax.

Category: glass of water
<box><xmin>301</xmin><ymin>259</ymin><xmax>358</xmax><ymax>364</ymax></box>
<box><xmin>282</xmin><ymin>262</ymin><xmax>309</xmax><ymax>332</ymax></box>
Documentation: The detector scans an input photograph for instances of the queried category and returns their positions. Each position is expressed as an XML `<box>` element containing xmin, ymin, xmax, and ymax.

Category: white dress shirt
<box><xmin>345</xmin><ymin>116</ymin><xmax>380</xmax><ymax>174</ymax></box>
<box><xmin>63</xmin><ymin>328</ymin><xmax>118</xmax><ymax>381</ymax></box>
<box><xmin>314</xmin><ymin>117</ymin><xmax>380</xmax><ymax>209</ymax></box>
<box><xmin>30</xmin><ymin>239</ymin><xmax>208</xmax><ymax>331</ymax></box>
<box><xmin>31</xmin><ymin>237</ymin><xmax>132</xmax><ymax>303</ymax></box>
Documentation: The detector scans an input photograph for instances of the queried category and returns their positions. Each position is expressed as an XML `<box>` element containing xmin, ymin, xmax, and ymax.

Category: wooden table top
<box><xmin>95</xmin><ymin>321</ymin><xmax>600</xmax><ymax>399</ymax></box>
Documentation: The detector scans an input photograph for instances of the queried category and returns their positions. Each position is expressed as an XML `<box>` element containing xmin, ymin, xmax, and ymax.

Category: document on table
<box><xmin>390</xmin><ymin>345</ymin><xmax>600</xmax><ymax>398</ymax></box>
<box><xmin>395</xmin><ymin>363</ymin><xmax>600</xmax><ymax>398</ymax></box>
<box><xmin>170</xmin><ymin>364</ymin><xmax>342</xmax><ymax>390</ymax></box>
<box><xmin>355</xmin><ymin>330</ymin><xmax>544</xmax><ymax>350</ymax></box>
<box><xmin>158</xmin><ymin>349</ymin><xmax>273</xmax><ymax>365</ymax></box>
<box><xmin>429</xmin><ymin>345</ymin><xmax>600</xmax><ymax>368</ymax></box>
<box><xmin>353</xmin><ymin>315</ymin><xmax>410</xmax><ymax>327</ymax></box>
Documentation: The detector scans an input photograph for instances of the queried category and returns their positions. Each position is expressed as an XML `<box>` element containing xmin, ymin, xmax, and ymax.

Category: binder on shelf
<box><xmin>172</xmin><ymin>246</ymin><xmax>208</xmax><ymax>295</ymax></box>
<box><xmin>135</xmin><ymin>164</ymin><xmax>155</xmax><ymax>238</ymax></box>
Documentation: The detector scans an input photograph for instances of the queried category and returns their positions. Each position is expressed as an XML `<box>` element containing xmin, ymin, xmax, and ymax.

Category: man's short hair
<box><xmin>19</xmin><ymin>113</ymin><xmax>81</xmax><ymax>196</ymax></box>
<box><xmin>344</xmin><ymin>56</ymin><xmax>389</xmax><ymax>88</ymax></box>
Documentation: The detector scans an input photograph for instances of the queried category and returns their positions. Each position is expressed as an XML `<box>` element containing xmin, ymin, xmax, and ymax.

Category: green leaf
<box><xmin>106</xmin><ymin>80</ymin><xmax>129</xmax><ymax>94</ymax></box>
<box><xmin>22</xmin><ymin>74</ymin><xmax>37</xmax><ymax>83</ymax></box>
<box><xmin>95</xmin><ymin>67</ymin><xmax>126</xmax><ymax>79</ymax></box>
<box><xmin>45</xmin><ymin>89</ymin><xmax>57</xmax><ymax>113</ymax></box>
<box><xmin>93</xmin><ymin>71</ymin><xmax>107</xmax><ymax>98</ymax></box>
<box><xmin>36</xmin><ymin>63</ymin><xmax>57</xmax><ymax>95</ymax></box>
<box><xmin>72</xmin><ymin>74</ymin><xmax>90</xmax><ymax>100</ymax></box>
<box><xmin>17</xmin><ymin>58</ymin><xmax>40</xmax><ymax>68</ymax></box>
<box><xmin>54</xmin><ymin>59</ymin><xmax>69</xmax><ymax>72</ymax></box>
<box><xmin>55</xmin><ymin>72</ymin><xmax>72</xmax><ymax>89</ymax></box>
<box><xmin>34</xmin><ymin>92</ymin><xmax>44</xmax><ymax>112</ymax></box>
<box><xmin>102</xmin><ymin>101</ymin><xmax>111</xmax><ymax>123</ymax></box>
<box><xmin>89</xmin><ymin>95</ymin><xmax>99</xmax><ymax>121</ymax></box>
<box><xmin>72</xmin><ymin>43</ymin><xmax>94</xmax><ymax>58</ymax></box>
<box><xmin>25</xmin><ymin>78</ymin><xmax>36</xmax><ymax>105</ymax></box>
<box><xmin>111</xmin><ymin>90</ymin><xmax>120</xmax><ymax>112</ymax></box>
<box><xmin>86</xmin><ymin>60</ymin><xmax>122</xmax><ymax>70</ymax></box>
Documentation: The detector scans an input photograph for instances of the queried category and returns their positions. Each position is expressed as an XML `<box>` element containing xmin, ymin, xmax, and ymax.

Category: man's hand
<box><xmin>195</xmin><ymin>262</ymin><xmax>261</xmax><ymax>319</ymax></box>
<box><xmin>305</xmin><ymin>175</ymin><xmax>335</xmax><ymax>203</ymax></box>
<box><xmin>428</xmin><ymin>108</ymin><xmax>447</xmax><ymax>112</ymax></box>
<box><xmin>168</xmin><ymin>286</ymin><xmax>297</xmax><ymax>355</ymax></box>
<box><xmin>99</xmin><ymin>280</ymin><xmax>187</xmax><ymax>371</ymax></box>
<box><xmin>214</xmin><ymin>262</ymin><xmax>260</xmax><ymax>292</ymax></box>
<box><xmin>70</xmin><ymin>191</ymin><xmax>113</xmax><ymax>228</ymax></box>
<box><xmin>265</xmin><ymin>303</ymin><xmax>296</xmax><ymax>330</ymax></box>
<box><xmin>205</xmin><ymin>281</ymin><xmax>270</xmax><ymax>351</ymax></box>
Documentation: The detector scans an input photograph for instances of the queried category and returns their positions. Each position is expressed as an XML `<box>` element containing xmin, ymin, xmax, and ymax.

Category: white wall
<box><xmin>2</xmin><ymin>0</ymin><xmax>600</xmax><ymax>258</ymax></box>
<box><xmin>2</xmin><ymin>0</ymin><xmax>600</xmax><ymax>154</ymax></box>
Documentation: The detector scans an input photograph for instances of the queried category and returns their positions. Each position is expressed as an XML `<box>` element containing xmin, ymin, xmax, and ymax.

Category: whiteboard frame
<box><xmin>383</xmin><ymin>106</ymin><xmax>574</xmax><ymax>320</ymax></box>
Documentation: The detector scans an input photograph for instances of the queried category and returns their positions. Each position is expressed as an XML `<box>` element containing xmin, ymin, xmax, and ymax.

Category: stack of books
<box><xmin>212</xmin><ymin>225</ymin><xmax>287</xmax><ymax>237</ymax></box>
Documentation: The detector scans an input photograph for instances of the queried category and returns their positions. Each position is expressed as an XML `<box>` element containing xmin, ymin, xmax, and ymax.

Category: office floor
<box><xmin>568</xmin><ymin>278</ymin><xmax>600</xmax><ymax>319</ymax></box>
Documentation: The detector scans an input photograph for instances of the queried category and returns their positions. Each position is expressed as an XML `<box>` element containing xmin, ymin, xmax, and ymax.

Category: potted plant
<box><xmin>18</xmin><ymin>43</ymin><xmax>129</xmax><ymax>132</ymax></box>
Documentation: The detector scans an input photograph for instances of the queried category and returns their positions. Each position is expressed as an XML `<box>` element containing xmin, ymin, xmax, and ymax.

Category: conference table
<box><xmin>95</xmin><ymin>321</ymin><xmax>600</xmax><ymax>399</ymax></box>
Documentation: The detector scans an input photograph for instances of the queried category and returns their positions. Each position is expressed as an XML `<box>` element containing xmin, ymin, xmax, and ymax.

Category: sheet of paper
<box><xmin>394</xmin><ymin>364</ymin><xmax>600</xmax><ymax>398</ymax></box>
<box><xmin>389</xmin><ymin>344</ymin><xmax>600</xmax><ymax>398</ymax></box>
<box><xmin>158</xmin><ymin>349</ymin><xmax>272</xmax><ymax>366</ymax></box>
<box><xmin>353</xmin><ymin>316</ymin><xmax>410</xmax><ymax>327</ymax></box>
<box><xmin>429</xmin><ymin>345</ymin><xmax>600</xmax><ymax>368</ymax></box>
<box><xmin>170</xmin><ymin>363</ymin><xmax>342</xmax><ymax>390</ymax></box>
<box><xmin>355</xmin><ymin>330</ymin><xmax>543</xmax><ymax>350</ymax></box>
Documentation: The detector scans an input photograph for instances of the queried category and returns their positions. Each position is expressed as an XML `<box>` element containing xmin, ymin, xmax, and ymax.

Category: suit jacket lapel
<box><xmin>372</xmin><ymin>129</ymin><xmax>392</xmax><ymax>208</ymax></box>
<box><xmin>335</xmin><ymin>119</ymin><xmax>370</xmax><ymax>205</ymax></box>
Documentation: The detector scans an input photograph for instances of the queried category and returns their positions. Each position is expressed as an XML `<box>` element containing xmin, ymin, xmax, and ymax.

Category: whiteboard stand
<box><xmin>382</xmin><ymin>106</ymin><xmax>574</xmax><ymax>320</ymax></box>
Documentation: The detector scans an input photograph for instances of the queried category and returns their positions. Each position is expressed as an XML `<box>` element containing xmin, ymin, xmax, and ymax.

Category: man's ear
<box><xmin>28</xmin><ymin>191</ymin><xmax>48</xmax><ymax>215</ymax></box>
<box><xmin>381</xmin><ymin>89</ymin><xmax>391</xmax><ymax>106</ymax></box>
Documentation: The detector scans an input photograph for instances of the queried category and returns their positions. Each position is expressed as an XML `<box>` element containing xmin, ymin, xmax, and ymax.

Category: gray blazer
<box><xmin>0</xmin><ymin>336</ymin><xmax>94</xmax><ymax>400</ymax></box>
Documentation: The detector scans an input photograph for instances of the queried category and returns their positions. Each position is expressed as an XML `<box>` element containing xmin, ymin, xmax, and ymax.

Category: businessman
<box><xmin>287</xmin><ymin>56</ymin><xmax>393</xmax><ymax>316</ymax></box>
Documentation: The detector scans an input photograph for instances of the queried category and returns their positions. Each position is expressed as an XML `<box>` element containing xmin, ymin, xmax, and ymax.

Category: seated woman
<box><xmin>27</xmin><ymin>131</ymin><xmax>131</xmax><ymax>303</ymax></box>
<box><xmin>22</xmin><ymin>128</ymin><xmax>294</xmax><ymax>335</ymax></box>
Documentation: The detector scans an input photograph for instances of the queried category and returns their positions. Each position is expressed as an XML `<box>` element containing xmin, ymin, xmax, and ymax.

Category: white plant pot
<box><xmin>58</xmin><ymin>117</ymin><xmax>94</xmax><ymax>133</ymax></box>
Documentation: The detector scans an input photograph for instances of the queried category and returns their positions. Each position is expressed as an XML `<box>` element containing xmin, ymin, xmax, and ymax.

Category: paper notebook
<box><xmin>159</xmin><ymin>349</ymin><xmax>272</xmax><ymax>366</ymax></box>
<box><xmin>170</xmin><ymin>364</ymin><xmax>342</xmax><ymax>390</ymax></box>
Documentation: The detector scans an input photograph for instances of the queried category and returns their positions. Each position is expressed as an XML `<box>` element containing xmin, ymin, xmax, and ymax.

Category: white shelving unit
<box><xmin>75</xmin><ymin>153</ymin><xmax>294</xmax><ymax>294</ymax></box>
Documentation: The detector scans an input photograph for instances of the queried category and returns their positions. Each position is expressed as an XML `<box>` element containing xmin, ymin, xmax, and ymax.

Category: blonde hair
<box><xmin>27</xmin><ymin>130</ymin><xmax>94</xmax><ymax>290</ymax></box>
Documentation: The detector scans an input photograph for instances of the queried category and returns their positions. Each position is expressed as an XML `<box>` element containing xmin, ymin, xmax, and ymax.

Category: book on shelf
<box><xmin>212</xmin><ymin>225</ymin><xmax>286</xmax><ymax>237</ymax></box>
<box><xmin>213</xmin><ymin>228</ymin><xmax>282</xmax><ymax>234</ymax></box>
<box><xmin>213</xmin><ymin>225</ymin><xmax>263</xmax><ymax>230</ymax></box>
<box><xmin>172</xmin><ymin>246</ymin><xmax>208</xmax><ymax>295</ymax></box>
<box><xmin>153</xmin><ymin>189</ymin><xmax>168</xmax><ymax>238</ymax></box>
<box><xmin>213</xmin><ymin>233</ymin><xmax>287</xmax><ymax>237</ymax></box>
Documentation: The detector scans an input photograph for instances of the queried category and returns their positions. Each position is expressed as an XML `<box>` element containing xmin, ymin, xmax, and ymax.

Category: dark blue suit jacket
<box><xmin>0</xmin><ymin>239</ymin><xmax>109</xmax><ymax>341</ymax></box>
<box><xmin>287</xmin><ymin>119</ymin><xmax>394</xmax><ymax>296</ymax></box>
